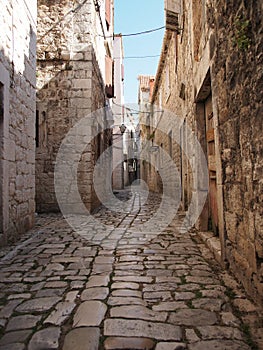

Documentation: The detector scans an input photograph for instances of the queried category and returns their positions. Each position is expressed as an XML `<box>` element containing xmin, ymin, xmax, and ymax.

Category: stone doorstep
<box><xmin>104</xmin><ymin>337</ymin><xmax>155</xmax><ymax>350</ymax></box>
<box><xmin>198</xmin><ymin>231</ymin><xmax>222</xmax><ymax>265</ymax></box>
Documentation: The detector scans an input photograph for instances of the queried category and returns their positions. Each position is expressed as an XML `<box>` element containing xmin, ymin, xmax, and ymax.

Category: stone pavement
<box><xmin>0</xmin><ymin>189</ymin><xmax>262</xmax><ymax>350</ymax></box>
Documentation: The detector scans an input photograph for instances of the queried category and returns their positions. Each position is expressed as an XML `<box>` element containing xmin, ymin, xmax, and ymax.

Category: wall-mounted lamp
<box><xmin>119</xmin><ymin>123</ymin><xmax>127</xmax><ymax>134</ymax></box>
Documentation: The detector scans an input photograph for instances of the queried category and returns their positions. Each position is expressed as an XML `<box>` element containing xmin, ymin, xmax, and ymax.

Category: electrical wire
<box><xmin>102</xmin><ymin>26</ymin><xmax>165</xmax><ymax>38</ymax></box>
<box><xmin>114</xmin><ymin>54</ymin><xmax>160</xmax><ymax>60</ymax></box>
<box><xmin>112</xmin><ymin>101</ymin><xmax>163</xmax><ymax>115</ymax></box>
<box><xmin>117</xmin><ymin>25</ymin><xmax>165</xmax><ymax>37</ymax></box>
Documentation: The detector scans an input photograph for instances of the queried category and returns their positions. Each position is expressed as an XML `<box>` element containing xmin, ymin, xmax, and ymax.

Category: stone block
<box><xmin>6</xmin><ymin>315</ymin><xmax>41</xmax><ymax>331</ymax></box>
<box><xmin>28</xmin><ymin>327</ymin><xmax>61</xmax><ymax>350</ymax></box>
<box><xmin>16</xmin><ymin>297</ymin><xmax>60</xmax><ymax>313</ymax></box>
<box><xmin>104</xmin><ymin>337</ymin><xmax>155</xmax><ymax>350</ymax></box>
<box><xmin>44</xmin><ymin>302</ymin><xmax>76</xmax><ymax>325</ymax></box>
<box><xmin>63</xmin><ymin>328</ymin><xmax>100</xmax><ymax>350</ymax></box>
<box><xmin>72</xmin><ymin>79</ymin><xmax>92</xmax><ymax>89</ymax></box>
<box><xmin>104</xmin><ymin>319</ymin><xmax>182</xmax><ymax>341</ymax></box>
<box><xmin>73</xmin><ymin>301</ymin><xmax>107</xmax><ymax>327</ymax></box>
<box><xmin>70</xmin><ymin>97</ymin><xmax>92</xmax><ymax>109</ymax></box>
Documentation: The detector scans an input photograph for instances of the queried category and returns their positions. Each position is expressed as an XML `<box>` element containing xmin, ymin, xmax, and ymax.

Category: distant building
<box><xmin>138</xmin><ymin>75</ymin><xmax>155</xmax><ymax>189</ymax></box>
<box><xmin>112</xmin><ymin>34</ymin><xmax>125</xmax><ymax>190</ymax></box>
<box><xmin>123</xmin><ymin>109</ymin><xmax>139</xmax><ymax>186</ymax></box>
<box><xmin>0</xmin><ymin>0</ymin><xmax>37</xmax><ymax>244</ymax></box>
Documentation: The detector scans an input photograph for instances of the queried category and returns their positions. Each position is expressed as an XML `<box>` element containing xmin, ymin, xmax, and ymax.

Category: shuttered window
<box><xmin>0</xmin><ymin>83</ymin><xmax>3</xmax><ymax>120</ymax></box>
<box><xmin>165</xmin><ymin>0</ymin><xmax>181</xmax><ymax>31</ymax></box>
<box><xmin>121</xmin><ymin>63</ymin><xmax>124</xmax><ymax>81</ymax></box>
<box><xmin>105</xmin><ymin>0</ymin><xmax>111</xmax><ymax>27</ymax></box>
<box><xmin>105</xmin><ymin>55</ymin><xmax>114</xmax><ymax>98</ymax></box>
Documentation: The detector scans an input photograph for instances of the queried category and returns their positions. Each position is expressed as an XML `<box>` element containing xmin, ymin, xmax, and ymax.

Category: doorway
<box><xmin>0</xmin><ymin>83</ymin><xmax>4</xmax><ymax>235</ymax></box>
<box><xmin>196</xmin><ymin>71</ymin><xmax>219</xmax><ymax>235</ymax></box>
<box><xmin>204</xmin><ymin>94</ymin><xmax>219</xmax><ymax>234</ymax></box>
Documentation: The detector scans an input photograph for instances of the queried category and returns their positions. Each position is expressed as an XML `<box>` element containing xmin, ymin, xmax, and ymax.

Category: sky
<box><xmin>114</xmin><ymin>0</ymin><xmax>165</xmax><ymax>104</ymax></box>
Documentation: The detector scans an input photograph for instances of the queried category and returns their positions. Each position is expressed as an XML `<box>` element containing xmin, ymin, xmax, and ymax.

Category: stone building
<box><xmin>123</xmin><ymin>108</ymin><xmax>139</xmax><ymax>186</ymax></box>
<box><xmin>141</xmin><ymin>0</ymin><xmax>263</xmax><ymax>303</ymax></box>
<box><xmin>0</xmin><ymin>0</ymin><xmax>37</xmax><ymax>245</ymax></box>
<box><xmin>138</xmin><ymin>75</ymin><xmax>155</xmax><ymax>188</ymax></box>
<box><xmin>112</xmin><ymin>34</ymin><xmax>125</xmax><ymax>190</ymax></box>
<box><xmin>36</xmin><ymin>0</ymin><xmax>114</xmax><ymax>213</ymax></box>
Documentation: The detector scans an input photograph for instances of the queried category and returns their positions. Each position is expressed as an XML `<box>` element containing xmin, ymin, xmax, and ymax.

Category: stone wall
<box><xmin>149</xmin><ymin>29</ymin><xmax>194</xmax><ymax>207</ymax></box>
<box><xmin>0</xmin><ymin>0</ymin><xmax>37</xmax><ymax>245</ymax></box>
<box><xmin>36</xmin><ymin>0</ymin><xmax>114</xmax><ymax>213</ymax></box>
<box><xmin>210</xmin><ymin>0</ymin><xmax>263</xmax><ymax>303</ymax></box>
<box><xmin>146</xmin><ymin>0</ymin><xmax>263</xmax><ymax>303</ymax></box>
<box><xmin>112</xmin><ymin>36</ymin><xmax>125</xmax><ymax>190</ymax></box>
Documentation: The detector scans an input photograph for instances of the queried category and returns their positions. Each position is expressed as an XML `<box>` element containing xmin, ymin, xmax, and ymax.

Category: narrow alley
<box><xmin>0</xmin><ymin>1</ymin><xmax>262</xmax><ymax>349</ymax></box>
<box><xmin>0</xmin><ymin>188</ymin><xmax>261</xmax><ymax>350</ymax></box>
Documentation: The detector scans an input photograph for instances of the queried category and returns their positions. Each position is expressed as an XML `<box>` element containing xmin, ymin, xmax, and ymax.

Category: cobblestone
<box><xmin>6</xmin><ymin>315</ymin><xmax>41</xmax><ymax>331</ymax></box>
<box><xmin>104</xmin><ymin>319</ymin><xmax>182</xmax><ymax>340</ymax></box>
<box><xmin>28</xmin><ymin>327</ymin><xmax>61</xmax><ymax>350</ymax></box>
<box><xmin>0</xmin><ymin>190</ymin><xmax>261</xmax><ymax>349</ymax></box>
<box><xmin>104</xmin><ymin>337</ymin><xmax>155</xmax><ymax>349</ymax></box>
<box><xmin>81</xmin><ymin>287</ymin><xmax>109</xmax><ymax>301</ymax></box>
<box><xmin>73</xmin><ymin>301</ymin><xmax>107</xmax><ymax>327</ymax></box>
<box><xmin>63</xmin><ymin>328</ymin><xmax>100</xmax><ymax>350</ymax></box>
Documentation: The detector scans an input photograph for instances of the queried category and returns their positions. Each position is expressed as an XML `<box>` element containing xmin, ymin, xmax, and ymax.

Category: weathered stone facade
<box><xmin>0</xmin><ymin>0</ymin><xmax>37</xmax><ymax>245</ymax></box>
<box><xmin>36</xmin><ymin>0</ymin><xmax>114</xmax><ymax>213</ymax></box>
<box><xmin>142</xmin><ymin>0</ymin><xmax>263</xmax><ymax>304</ymax></box>
<box><xmin>211</xmin><ymin>0</ymin><xmax>263</xmax><ymax>305</ymax></box>
<box><xmin>138</xmin><ymin>75</ymin><xmax>156</xmax><ymax>190</ymax></box>
<box><xmin>112</xmin><ymin>35</ymin><xmax>125</xmax><ymax>190</ymax></box>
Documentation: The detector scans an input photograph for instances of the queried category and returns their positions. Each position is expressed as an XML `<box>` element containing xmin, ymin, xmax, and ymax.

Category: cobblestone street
<box><xmin>0</xmin><ymin>189</ymin><xmax>262</xmax><ymax>350</ymax></box>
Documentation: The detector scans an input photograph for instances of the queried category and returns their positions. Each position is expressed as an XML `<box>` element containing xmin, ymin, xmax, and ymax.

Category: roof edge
<box><xmin>151</xmin><ymin>30</ymin><xmax>173</xmax><ymax>104</ymax></box>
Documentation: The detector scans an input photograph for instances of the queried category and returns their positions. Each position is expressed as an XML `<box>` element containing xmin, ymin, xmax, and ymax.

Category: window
<box><xmin>174</xmin><ymin>33</ymin><xmax>178</xmax><ymax>72</ymax></box>
<box><xmin>0</xmin><ymin>82</ymin><xmax>4</xmax><ymax>235</ymax></box>
<box><xmin>0</xmin><ymin>83</ymin><xmax>3</xmax><ymax>121</ymax></box>
<box><xmin>0</xmin><ymin>82</ymin><xmax>4</xmax><ymax>153</ymax></box>
<box><xmin>159</xmin><ymin>90</ymin><xmax>162</xmax><ymax>110</ymax></box>
<box><xmin>168</xmin><ymin>130</ymin><xmax>172</xmax><ymax>157</ymax></box>
<box><xmin>36</xmin><ymin>110</ymin><xmax>39</xmax><ymax>148</ymax></box>
<box><xmin>165</xmin><ymin>63</ymin><xmax>170</xmax><ymax>100</ymax></box>
<box><xmin>165</xmin><ymin>0</ymin><xmax>181</xmax><ymax>31</ymax></box>
<box><xmin>121</xmin><ymin>63</ymin><xmax>124</xmax><ymax>81</ymax></box>
<box><xmin>35</xmin><ymin>110</ymin><xmax>47</xmax><ymax>149</ymax></box>
<box><xmin>105</xmin><ymin>55</ymin><xmax>114</xmax><ymax>98</ymax></box>
<box><xmin>160</xmin><ymin>143</ymin><xmax>164</xmax><ymax>169</ymax></box>
<box><xmin>105</xmin><ymin>0</ymin><xmax>111</xmax><ymax>29</ymax></box>
<box><xmin>97</xmin><ymin>133</ymin><xmax>101</xmax><ymax>160</ymax></box>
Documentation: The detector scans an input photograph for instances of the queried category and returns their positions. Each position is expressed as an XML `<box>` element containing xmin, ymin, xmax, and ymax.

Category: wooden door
<box><xmin>0</xmin><ymin>83</ymin><xmax>3</xmax><ymax>235</ymax></box>
<box><xmin>205</xmin><ymin>95</ymin><xmax>219</xmax><ymax>234</ymax></box>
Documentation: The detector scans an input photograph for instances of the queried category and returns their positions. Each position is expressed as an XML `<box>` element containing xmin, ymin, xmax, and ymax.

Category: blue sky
<box><xmin>114</xmin><ymin>0</ymin><xmax>165</xmax><ymax>103</ymax></box>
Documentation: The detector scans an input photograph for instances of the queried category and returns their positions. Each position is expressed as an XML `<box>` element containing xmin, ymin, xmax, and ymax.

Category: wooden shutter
<box><xmin>165</xmin><ymin>0</ymin><xmax>181</xmax><ymax>31</ymax></box>
<box><xmin>105</xmin><ymin>56</ymin><xmax>114</xmax><ymax>98</ymax></box>
<box><xmin>121</xmin><ymin>63</ymin><xmax>124</xmax><ymax>81</ymax></box>
<box><xmin>105</xmin><ymin>0</ymin><xmax>111</xmax><ymax>27</ymax></box>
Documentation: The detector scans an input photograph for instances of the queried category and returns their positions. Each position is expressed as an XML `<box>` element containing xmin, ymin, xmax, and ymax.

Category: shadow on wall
<box><xmin>0</xmin><ymin>25</ymin><xmax>37</xmax><ymax>245</ymax></box>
